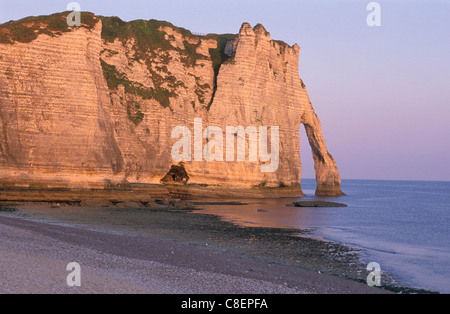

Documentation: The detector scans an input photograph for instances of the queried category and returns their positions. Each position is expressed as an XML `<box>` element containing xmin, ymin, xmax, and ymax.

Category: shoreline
<box><xmin>0</xmin><ymin>184</ymin><xmax>306</xmax><ymax>203</ymax></box>
<box><xmin>0</xmin><ymin>200</ymin><xmax>403</xmax><ymax>294</ymax></box>
<box><xmin>1</xmin><ymin>192</ymin><xmax>439</xmax><ymax>294</ymax></box>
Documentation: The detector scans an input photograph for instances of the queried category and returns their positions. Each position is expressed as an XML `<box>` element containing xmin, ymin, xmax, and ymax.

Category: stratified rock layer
<box><xmin>0</xmin><ymin>13</ymin><xmax>343</xmax><ymax>196</ymax></box>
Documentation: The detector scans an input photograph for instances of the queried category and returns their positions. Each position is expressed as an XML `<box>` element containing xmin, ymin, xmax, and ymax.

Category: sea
<box><xmin>193</xmin><ymin>179</ymin><xmax>450</xmax><ymax>294</ymax></box>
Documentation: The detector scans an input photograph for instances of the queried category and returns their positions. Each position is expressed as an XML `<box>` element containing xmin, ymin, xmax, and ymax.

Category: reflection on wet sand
<box><xmin>191</xmin><ymin>198</ymin><xmax>340</xmax><ymax>231</ymax></box>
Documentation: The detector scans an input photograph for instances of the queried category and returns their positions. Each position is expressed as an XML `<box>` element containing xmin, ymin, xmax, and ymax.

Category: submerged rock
<box><xmin>287</xmin><ymin>201</ymin><xmax>347</xmax><ymax>208</ymax></box>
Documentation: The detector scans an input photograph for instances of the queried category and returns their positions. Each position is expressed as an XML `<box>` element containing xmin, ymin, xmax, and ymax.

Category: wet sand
<box><xmin>0</xmin><ymin>203</ymin><xmax>390</xmax><ymax>294</ymax></box>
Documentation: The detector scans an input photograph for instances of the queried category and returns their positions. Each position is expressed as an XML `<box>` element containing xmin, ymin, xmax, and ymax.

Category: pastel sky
<box><xmin>1</xmin><ymin>0</ymin><xmax>449</xmax><ymax>181</ymax></box>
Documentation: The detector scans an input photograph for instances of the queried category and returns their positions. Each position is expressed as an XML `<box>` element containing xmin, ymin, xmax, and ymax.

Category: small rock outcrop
<box><xmin>161</xmin><ymin>163</ymin><xmax>190</xmax><ymax>184</ymax></box>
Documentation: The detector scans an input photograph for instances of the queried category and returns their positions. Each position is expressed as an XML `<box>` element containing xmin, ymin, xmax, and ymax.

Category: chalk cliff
<box><xmin>0</xmin><ymin>12</ymin><xmax>343</xmax><ymax>196</ymax></box>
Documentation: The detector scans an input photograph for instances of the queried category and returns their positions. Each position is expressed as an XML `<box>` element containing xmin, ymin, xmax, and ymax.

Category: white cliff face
<box><xmin>0</xmin><ymin>14</ymin><xmax>343</xmax><ymax>196</ymax></box>
<box><xmin>0</xmin><ymin>18</ymin><xmax>123</xmax><ymax>188</ymax></box>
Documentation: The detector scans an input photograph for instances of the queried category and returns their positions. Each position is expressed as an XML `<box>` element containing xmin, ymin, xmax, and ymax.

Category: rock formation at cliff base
<box><xmin>0</xmin><ymin>12</ymin><xmax>344</xmax><ymax>197</ymax></box>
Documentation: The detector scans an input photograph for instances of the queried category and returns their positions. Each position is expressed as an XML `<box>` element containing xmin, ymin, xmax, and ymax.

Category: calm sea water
<box><xmin>193</xmin><ymin>179</ymin><xmax>450</xmax><ymax>293</ymax></box>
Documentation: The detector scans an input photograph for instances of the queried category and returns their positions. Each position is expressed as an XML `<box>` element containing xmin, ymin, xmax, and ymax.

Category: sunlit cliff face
<box><xmin>0</xmin><ymin>13</ymin><xmax>343</xmax><ymax>196</ymax></box>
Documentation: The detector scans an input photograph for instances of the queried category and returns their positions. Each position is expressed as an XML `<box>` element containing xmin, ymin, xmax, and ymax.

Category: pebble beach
<box><xmin>0</xmin><ymin>202</ymin><xmax>389</xmax><ymax>294</ymax></box>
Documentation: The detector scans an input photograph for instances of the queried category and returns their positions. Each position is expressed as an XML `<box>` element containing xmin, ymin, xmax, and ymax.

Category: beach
<box><xmin>0</xmin><ymin>201</ymin><xmax>389</xmax><ymax>294</ymax></box>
